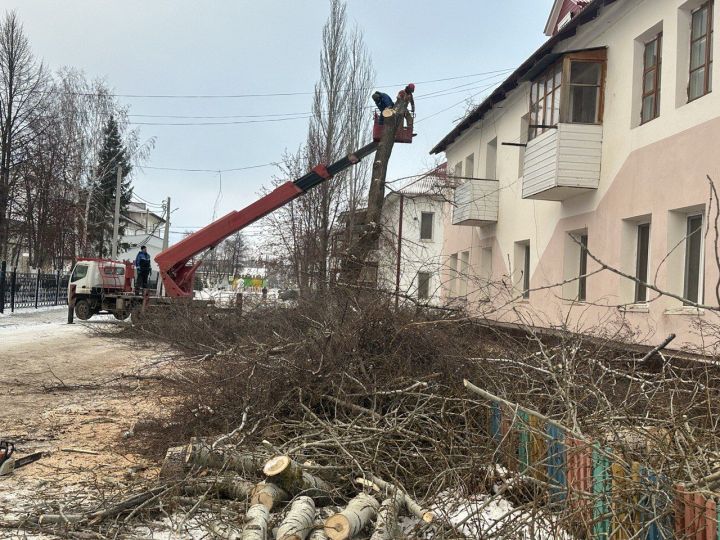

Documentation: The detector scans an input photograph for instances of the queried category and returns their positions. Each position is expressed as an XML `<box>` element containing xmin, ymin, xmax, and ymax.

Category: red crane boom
<box><xmin>155</xmin><ymin>141</ymin><xmax>380</xmax><ymax>297</ymax></box>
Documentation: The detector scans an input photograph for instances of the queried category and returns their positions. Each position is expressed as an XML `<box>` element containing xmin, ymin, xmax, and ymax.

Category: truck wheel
<box><xmin>130</xmin><ymin>307</ymin><xmax>145</xmax><ymax>325</ymax></box>
<box><xmin>113</xmin><ymin>311</ymin><xmax>130</xmax><ymax>321</ymax></box>
<box><xmin>74</xmin><ymin>299</ymin><xmax>92</xmax><ymax>321</ymax></box>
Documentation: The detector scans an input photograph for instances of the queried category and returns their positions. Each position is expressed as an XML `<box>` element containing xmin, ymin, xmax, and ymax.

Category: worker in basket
<box><xmin>396</xmin><ymin>83</ymin><xmax>415</xmax><ymax>132</ymax></box>
<box><xmin>371</xmin><ymin>91</ymin><xmax>394</xmax><ymax>124</ymax></box>
<box><xmin>135</xmin><ymin>245</ymin><xmax>152</xmax><ymax>294</ymax></box>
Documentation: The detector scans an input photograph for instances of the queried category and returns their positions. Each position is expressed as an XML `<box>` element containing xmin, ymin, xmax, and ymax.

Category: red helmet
<box><xmin>406</xmin><ymin>83</ymin><xmax>415</xmax><ymax>92</ymax></box>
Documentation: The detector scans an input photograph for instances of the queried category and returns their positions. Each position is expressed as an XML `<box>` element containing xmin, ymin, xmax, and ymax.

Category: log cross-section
<box><xmin>249</xmin><ymin>481</ymin><xmax>290</xmax><ymax>511</ymax></box>
<box><xmin>264</xmin><ymin>455</ymin><xmax>334</xmax><ymax>501</ymax></box>
<box><xmin>324</xmin><ymin>493</ymin><xmax>380</xmax><ymax>540</ymax></box>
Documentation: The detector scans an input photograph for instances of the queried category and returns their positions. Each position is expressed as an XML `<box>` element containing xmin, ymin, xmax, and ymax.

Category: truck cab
<box><xmin>68</xmin><ymin>259</ymin><xmax>137</xmax><ymax>320</ymax></box>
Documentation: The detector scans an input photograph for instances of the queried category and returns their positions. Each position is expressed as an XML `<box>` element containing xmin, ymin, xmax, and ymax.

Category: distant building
<box><xmin>117</xmin><ymin>201</ymin><xmax>166</xmax><ymax>274</ymax></box>
<box><xmin>378</xmin><ymin>164</ymin><xmax>450</xmax><ymax>304</ymax></box>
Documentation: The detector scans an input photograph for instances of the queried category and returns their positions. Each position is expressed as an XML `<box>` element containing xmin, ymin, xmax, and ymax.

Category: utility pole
<box><xmin>111</xmin><ymin>166</ymin><xmax>122</xmax><ymax>259</ymax></box>
<box><xmin>162</xmin><ymin>196</ymin><xmax>171</xmax><ymax>250</ymax></box>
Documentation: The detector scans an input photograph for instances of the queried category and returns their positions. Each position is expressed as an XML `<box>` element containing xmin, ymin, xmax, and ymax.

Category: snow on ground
<box><xmin>433</xmin><ymin>491</ymin><xmax>574</xmax><ymax>539</ymax></box>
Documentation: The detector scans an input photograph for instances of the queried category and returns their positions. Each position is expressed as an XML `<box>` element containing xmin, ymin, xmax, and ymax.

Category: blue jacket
<box><xmin>374</xmin><ymin>92</ymin><xmax>394</xmax><ymax>111</ymax></box>
<box><xmin>135</xmin><ymin>250</ymin><xmax>151</xmax><ymax>271</ymax></box>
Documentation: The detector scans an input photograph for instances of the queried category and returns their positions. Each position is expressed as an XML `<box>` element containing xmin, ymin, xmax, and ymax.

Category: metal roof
<box><xmin>394</xmin><ymin>163</ymin><xmax>449</xmax><ymax>196</ymax></box>
<box><xmin>430</xmin><ymin>0</ymin><xmax>616</xmax><ymax>155</ymax></box>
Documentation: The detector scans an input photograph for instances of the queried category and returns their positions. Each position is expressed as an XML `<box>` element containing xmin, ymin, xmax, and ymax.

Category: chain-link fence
<box><xmin>0</xmin><ymin>261</ymin><xmax>69</xmax><ymax>313</ymax></box>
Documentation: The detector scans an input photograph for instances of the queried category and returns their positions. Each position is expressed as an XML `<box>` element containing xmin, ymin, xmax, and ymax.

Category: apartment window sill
<box><xmin>620</xmin><ymin>303</ymin><xmax>649</xmax><ymax>313</ymax></box>
<box><xmin>664</xmin><ymin>306</ymin><xmax>705</xmax><ymax>316</ymax></box>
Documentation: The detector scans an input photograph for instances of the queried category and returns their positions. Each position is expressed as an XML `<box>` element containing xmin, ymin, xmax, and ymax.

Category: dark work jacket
<box><xmin>135</xmin><ymin>251</ymin><xmax>151</xmax><ymax>272</ymax></box>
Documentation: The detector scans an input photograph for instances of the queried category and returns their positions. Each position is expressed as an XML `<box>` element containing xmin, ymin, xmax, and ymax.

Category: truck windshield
<box><xmin>71</xmin><ymin>264</ymin><xmax>88</xmax><ymax>282</ymax></box>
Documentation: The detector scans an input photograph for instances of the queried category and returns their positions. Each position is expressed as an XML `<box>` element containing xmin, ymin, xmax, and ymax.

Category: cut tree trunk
<box><xmin>264</xmin><ymin>455</ymin><xmax>334</xmax><ymax>501</ymax></box>
<box><xmin>183</xmin><ymin>475</ymin><xmax>253</xmax><ymax>500</ymax></box>
<box><xmin>276</xmin><ymin>496</ymin><xmax>316</xmax><ymax>540</ymax></box>
<box><xmin>249</xmin><ymin>481</ymin><xmax>290</xmax><ymax>511</ymax></box>
<box><xmin>242</xmin><ymin>503</ymin><xmax>270</xmax><ymax>540</ymax></box>
<box><xmin>356</xmin><ymin>476</ymin><xmax>433</xmax><ymax>523</ymax></box>
<box><xmin>340</xmin><ymin>96</ymin><xmax>409</xmax><ymax>285</ymax></box>
<box><xmin>369</xmin><ymin>492</ymin><xmax>404</xmax><ymax>540</ymax></box>
<box><xmin>324</xmin><ymin>492</ymin><xmax>380</xmax><ymax>540</ymax></box>
<box><xmin>308</xmin><ymin>525</ymin><xmax>330</xmax><ymax>540</ymax></box>
<box><xmin>185</xmin><ymin>440</ymin><xmax>265</xmax><ymax>476</ymax></box>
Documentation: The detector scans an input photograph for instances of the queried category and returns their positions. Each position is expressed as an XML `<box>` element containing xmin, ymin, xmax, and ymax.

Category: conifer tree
<box><xmin>87</xmin><ymin>116</ymin><xmax>133</xmax><ymax>257</ymax></box>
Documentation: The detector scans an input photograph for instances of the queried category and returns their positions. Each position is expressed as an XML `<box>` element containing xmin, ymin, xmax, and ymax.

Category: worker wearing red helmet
<box><xmin>397</xmin><ymin>83</ymin><xmax>416</xmax><ymax>131</ymax></box>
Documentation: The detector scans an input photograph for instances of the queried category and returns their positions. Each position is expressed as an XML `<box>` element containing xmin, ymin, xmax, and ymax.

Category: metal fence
<box><xmin>0</xmin><ymin>261</ymin><xmax>70</xmax><ymax>313</ymax></box>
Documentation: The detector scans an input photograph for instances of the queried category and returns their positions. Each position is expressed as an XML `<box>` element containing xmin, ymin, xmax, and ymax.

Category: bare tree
<box><xmin>263</xmin><ymin>0</ymin><xmax>374</xmax><ymax>294</ymax></box>
<box><xmin>0</xmin><ymin>10</ymin><xmax>48</xmax><ymax>260</ymax></box>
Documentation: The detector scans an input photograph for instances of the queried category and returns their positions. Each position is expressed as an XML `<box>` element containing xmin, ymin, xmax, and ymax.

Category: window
<box><xmin>529</xmin><ymin>61</ymin><xmax>562</xmax><ymax>139</ymax></box>
<box><xmin>641</xmin><ymin>34</ymin><xmax>662</xmax><ymax>123</ymax></box>
<box><xmin>458</xmin><ymin>251</ymin><xmax>469</xmax><ymax>297</ymax></box>
<box><xmin>71</xmin><ymin>264</ymin><xmax>89</xmax><ymax>282</ymax></box>
<box><xmin>417</xmin><ymin>272</ymin><xmax>431</xmax><ymax>300</ymax></box>
<box><xmin>578</xmin><ymin>234</ymin><xmax>588</xmax><ymax>301</ymax></box>
<box><xmin>420</xmin><ymin>212</ymin><xmax>434</xmax><ymax>240</ymax></box>
<box><xmin>689</xmin><ymin>1</ymin><xmax>713</xmax><ymax>101</ymax></box>
<box><xmin>684</xmin><ymin>214</ymin><xmax>704</xmax><ymax>303</ymax></box>
<box><xmin>635</xmin><ymin>223</ymin><xmax>651</xmax><ymax>302</ymax></box>
<box><xmin>447</xmin><ymin>253</ymin><xmax>458</xmax><ymax>297</ymax></box>
<box><xmin>523</xmin><ymin>244</ymin><xmax>531</xmax><ymax>299</ymax></box>
<box><xmin>453</xmin><ymin>162</ymin><xmax>463</xmax><ymax>181</ymax></box>
<box><xmin>528</xmin><ymin>50</ymin><xmax>606</xmax><ymax>140</ymax></box>
<box><xmin>486</xmin><ymin>138</ymin><xmax>497</xmax><ymax>179</ymax></box>
<box><xmin>465</xmin><ymin>154</ymin><xmax>475</xmax><ymax>179</ymax></box>
<box><xmin>568</xmin><ymin>62</ymin><xmax>603</xmax><ymax>123</ymax></box>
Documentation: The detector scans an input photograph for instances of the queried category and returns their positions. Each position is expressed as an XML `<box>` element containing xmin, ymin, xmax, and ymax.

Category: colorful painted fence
<box><xmin>485</xmin><ymin>401</ymin><xmax>719</xmax><ymax>539</ymax></box>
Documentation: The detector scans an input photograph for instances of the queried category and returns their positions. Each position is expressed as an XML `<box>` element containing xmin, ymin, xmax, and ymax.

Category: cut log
<box><xmin>242</xmin><ymin>503</ymin><xmax>269</xmax><ymax>540</ymax></box>
<box><xmin>308</xmin><ymin>527</ymin><xmax>329</xmax><ymax>540</ymax></box>
<box><xmin>276</xmin><ymin>496</ymin><xmax>316</xmax><ymax>540</ymax></box>
<box><xmin>186</xmin><ymin>440</ymin><xmax>265</xmax><ymax>477</ymax></box>
<box><xmin>159</xmin><ymin>445</ymin><xmax>189</xmax><ymax>479</ymax></box>
<box><xmin>264</xmin><ymin>455</ymin><xmax>334</xmax><ymax>500</ymax></box>
<box><xmin>249</xmin><ymin>481</ymin><xmax>289</xmax><ymax>511</ymax></box>
<box><xmin>356</xmin><ymin>476</ymin><xmax>433</xmax><ymax>524</ymax></box>
<box><xmin>183</xmin><ymin>475</ymin><xmax>253</xmax><ymax>500</ymax></box>
<box><xmin>324</xmin><ymin>493</ymin><xmax>379</xmax><ymax>540</ymax></box>
<box><xmin>369</xmin><ymin>492</ymin><xmax>404</xmax><ymax>540</ymax></box>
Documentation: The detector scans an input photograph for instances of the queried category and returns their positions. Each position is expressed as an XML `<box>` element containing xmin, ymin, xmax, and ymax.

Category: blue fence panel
<box><xmin>639</xmin><ymin>467</ymin><xmax>673</xmax><ymax>540</ymax></box>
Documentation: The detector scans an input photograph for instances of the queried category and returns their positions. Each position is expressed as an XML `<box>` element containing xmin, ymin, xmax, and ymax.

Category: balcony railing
<box><xmin>452</xmin><ymin>178</ymin><xmax>499</xmax><ymax>226</ymax></box>
<box><xmin>522</xmin><ymin>123</ymin><xmax>603</xmax><ymax>201</ymax></box>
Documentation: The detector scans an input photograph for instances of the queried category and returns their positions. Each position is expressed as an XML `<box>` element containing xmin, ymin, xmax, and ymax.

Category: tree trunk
<box><xmin>277</xmin><ymin>496</ymin><xmax>316</xmax><ymax>540</ymax></box>
<box><xmin>182</xmin><ymin>475</ymin><xmax>253</xmax><ymax>500</ymax></box>
<box><xmin>184</xmin><ymin>441</ymin><xmax>265</xmax><ymax>476</ymax></box>
<box><xmin>341</xmin><ymin>100</ymin><xmax>408</xmax><ymax>285</ymax></box>
<box><xmin>323</xmin><ymin>493</ymin><xmax>379</xmax><ymax>540</ymax></box>
<box><xmin>241</xmin><ymin>503</ymin><xmax>270</xmax><ymax>540</ymax></box>
<box><xmin>249</xmin><ymin>481</ymin><xmax>289</xmax><ymax>511</ymax></box>
<box><xmin>369</xmin><ymin>492</ymin><xmax>404</xmax><ymax>540</ymax></box>
<box><xmin>357</xmin><ymin>475</ymin><xmax>433</xmax><ymax>523</ymax></box>
<box><xmin>263</xmin><ymin>455</ymin><xmax>334</xmax><ymax>500</ymax></box>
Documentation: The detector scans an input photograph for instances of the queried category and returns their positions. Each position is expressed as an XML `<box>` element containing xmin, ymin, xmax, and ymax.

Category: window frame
<box><xmin>641</xmin><ymin>33</ymin><xmax>663</xmax><ymax>124</ymax></box>
<box><xmin>578</xmin><ymin>234</ymin><xmax>589</xmax><ymax>301</ymax></box>
<box><xmin>683</xmin><ymin>214</ymin><xmax>704</xmax><ymax>304</ymax></box>
<box><xmin>689</xmin><ymin>1</ymin><xmax>714</xmax><ymax>101</ymax></box>
<box><xmin>419</xmin><ymin>211</ymin><xmax>434</xmax><ymax>241</ymax></box>
<box><xmin>635</xmin><ymin>223</ymin><xmax>651</xmax><ymax>303</ymax></box>
<box><xmin>523</xmin><ymin>243</ymin><xmax>531</xmax><ymax>299</ymax></box>
<box><xmin>528</xmin><ymin>49</ymin><xmax>607</xmax><ymax>141</ymax></box>
<box><xmin>417</xmin><ymin>271</ymin><xmax>431</xmax><ymax>300</ymax></box>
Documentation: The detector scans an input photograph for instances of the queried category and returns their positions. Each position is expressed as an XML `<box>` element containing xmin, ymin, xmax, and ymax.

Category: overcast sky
<box><xmin>6</xmin><ymin>0</ymin><xmax>554</xmax><ymax>244</ymax></box>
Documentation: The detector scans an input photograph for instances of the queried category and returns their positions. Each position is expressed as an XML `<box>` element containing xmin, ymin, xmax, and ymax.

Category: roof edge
<box><xmin>430</xmin><ymin>0</ymin><xmax>610</xmax><ymax>156</ymax></box>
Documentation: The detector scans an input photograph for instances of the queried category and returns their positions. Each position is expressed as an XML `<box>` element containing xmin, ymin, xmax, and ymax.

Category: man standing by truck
<box><xmin>134</xmin><ymin>246</ymin><xmax>151</xmax><ymax>294</ymax></box>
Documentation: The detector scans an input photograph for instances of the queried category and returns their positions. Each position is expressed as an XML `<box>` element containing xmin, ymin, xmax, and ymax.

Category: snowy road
<box><xmin>0</xmin><ymin>308</ymin><xmax>168</xmax><ymax>534</ymax></box>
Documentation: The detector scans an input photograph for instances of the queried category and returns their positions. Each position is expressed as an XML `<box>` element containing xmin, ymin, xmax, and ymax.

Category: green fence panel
<box><xmin>517</xmin><ymin>410</ymin><xmax>530</xmax><ymax>474</ymax></box>
<box><xmin>592</xmin><ymin>444</ymin><xmax>611</xmax><ymax>540</ymax></box>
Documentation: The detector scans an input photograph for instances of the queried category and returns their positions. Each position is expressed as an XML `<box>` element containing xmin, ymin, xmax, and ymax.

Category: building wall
<box><xmin>440</xmin><ymin>0</ymin><xmax>720</xmax><ymax>347</ymax></box>
<box><xmin>379</xmin><ymin>193</ymin><xmax>447</xmax><ymax>303</ymax></box>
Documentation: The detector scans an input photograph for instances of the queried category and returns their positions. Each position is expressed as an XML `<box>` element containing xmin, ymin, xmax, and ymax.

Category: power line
<box><xmin>57</xmin><ymin>69</ymin><xmax>514</xmax><ymax>100</ymax></box>
<box><xmin>141</xmin><ymin>161</ymin><xmax>278</xmax><ymax>173</ymax></box>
